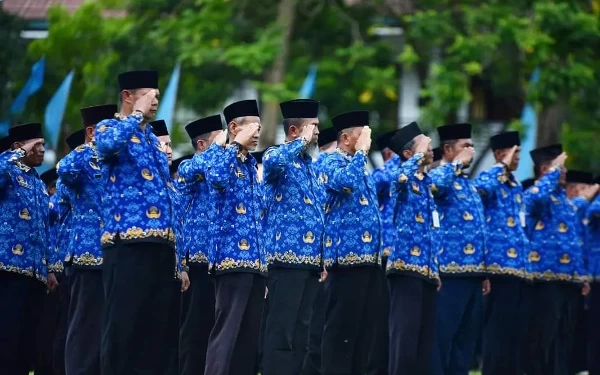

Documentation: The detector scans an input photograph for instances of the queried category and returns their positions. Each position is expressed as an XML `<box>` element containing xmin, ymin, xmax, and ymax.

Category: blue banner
<box><xmin>156</xmin><ymin>63</ymin><xmax>181</xmax><ymax>133</ymax></box>
<box><xmin>515</xmin><ymin>69</ymin><xmax>540</xmax><ymax>181</ymax></box>
<box><xmin>44</xmin><ymin>70</ymin><xmax>75</xmax><ymax>150</ymax></box>
<box><xmin>11</xmin><ymin>57</ymin><xmax>46</xmax><ymax>114</ymax></box>
<box><xmin>299</xmin><ymin>64</ymin><xmax>318</xmax><ymax>98</ymax></box>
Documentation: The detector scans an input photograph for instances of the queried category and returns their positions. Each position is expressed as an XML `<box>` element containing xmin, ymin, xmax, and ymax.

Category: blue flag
<box><xmin>45</xmin><ymin>70</ymin><xmax>75</xmax><ymax>150</ymax></box>
<box><xmin>11</xmin><ymin>57</ymin><xmax>46</xmax><ymax>114</ymax></box>
<box><xmin>156</xmin><ymin>63</ymin><xmax>181</xmax><ymax>133</ymax></box>
<box><xmin>299</xmin><ymin>64</ymin><xmax>318</xmax><ymax>98</ymax></box>
<box><xmin>515</xmin><ymin>68</ymin><xmax>540</xmax><ymax>181</ymax></box>
<box><xmin>0</xmin><ymin>120</ymin><xmax>10</xmax><ymax>136</ymax></box>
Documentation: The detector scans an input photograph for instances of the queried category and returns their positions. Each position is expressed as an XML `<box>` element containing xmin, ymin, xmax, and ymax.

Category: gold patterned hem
<box><xmin>211</xmin><ymin>258</ymin><xmax>267</xmax><ymax>273</ymax></box>
<box><xmin>267</xmin><ymin>251</ymin><xmax>321</xmax><ymax>267</ymax></box>
<box><xmin>386</xmin><ymin>259</ymin><xmax>432</xmax><ymax>278</ymax></box>
<box><xmin>47</xmin><ymin>262</ymin><xmax>64</xmax><ymax>273</ymax></box>
<box><xmin>189</xmin><ymin>253</ymin><xmax>209</xmax><ymax>264</ymax></box>
<box><xmin>73</xmin><ymin>252</ymin><xmax>103</xmax><ymax>267</ymax></box>
<box><xmin>440</xmin><ymin>262</ymin><xmax>486</xmax><ymax>274</ymax></box>
<box><xmin>323</xmin><ymin>252</ymin><xmax>380</xmax><ymax>267</ymax></box>
<box><xmin>101</xmin><ymin>227</ymin><xmax>176</xmax><ymax>246</ymax></box>
<box><xmin>0</xmin><ymin>264</ymin><xmax>46</xmax><ymax>284</ymax></box>
<box><xmin>485</xmin><ymin>264</ymin><xmax>528</xmax><ymax>279</ymax></box>
<box><xmin>529</xmin><ymin>271</ymin><xmax>577</xmax><ymax>282</ymax></box>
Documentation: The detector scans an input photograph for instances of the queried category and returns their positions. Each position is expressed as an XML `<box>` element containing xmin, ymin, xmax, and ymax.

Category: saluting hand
<box><xmin>415</xmin><ymin>135</ymin><xmax>432</xmax><ymax>155</ymax></box>
<box><xmin>214</xmin><ymin>130</ymin><xmax>227</xmax><ymax>147</ymax></box>
<box><xmin>455</xmin><ymin>146</ymin><xmax>475</xmax><ymax>165</ymax></box>
<box><xmin>181</xmin><ymin>271</ymin><xmax>190</xmax><ymax>292</ymax></box>
<box><xmin>132</xmin><ymin>89</ymin><xmax>157</xmax><ymax>118</ymax></box>
<box><xmin>501</xmin><ymin>145</ymin><xmax>518</xmax><ymax>166</ymax></box>
<box><xmin>234</xmin><ymin>123</ymin><xmax>260</xmax><ymax>148</ymax></box>
<box><xmin>582</xmin><ymin>184</ymin><xmax>600</xmax><ymax>201</ymax></box>
<box><xmin>552</xmin><ymin>152</ymin><xmax>568</xmax><ymax>168</ymax></box>
<box><xmin>301</xmin><ymin>124</ymin><xmax>316</xmax><ymax>144</ymax></box>
<box><xmin>355</xmin><ymin>126</ymin><xmax>372</xmax><ymax>152</ymax></box>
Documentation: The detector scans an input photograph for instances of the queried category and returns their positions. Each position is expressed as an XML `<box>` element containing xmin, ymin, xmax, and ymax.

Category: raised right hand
<box><xmin>301</xmin><ymin>124</ymin><xmax>316</xmax><ymax>143</ymax></box>
<box><xmin>214</xmin><ymin>130</ymin><xmax>227</xmax><ymax>147</ymax></box>
<box><xmin>132</xmin><ymin>89</ymin><xmax>157</xmax><ymax>117</ymax></box>
<box><xmin>355</xmin><ymin>126</ymin><xmax>372</xmax><ymax>152</ymax></box>
<box><xmin>552</xmin><ymin>152</ymin><xmax>568</xmax><ymax>168</ymax></box>
<box><xmin>234</xmin><ymin>123</ymin><xmax>259</xmax><ymax>148</ymax></box>
<box><xmin>501</xmin><ymin>145</ymin><xmax>518</xmax><ymax>166</ymax></box>
<box><xmin>455</xmin><ymin>146</ymin><xmax>475</xmax><ymax>165</ymax></box>
<box><xmin>415</xmin><ymin>135</ymin><xmax>432</xmax><ymax>155</ymax></box>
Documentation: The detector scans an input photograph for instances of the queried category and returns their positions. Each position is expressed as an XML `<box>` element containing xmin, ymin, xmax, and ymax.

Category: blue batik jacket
<box><xmin>587</xmin><ymin>196</ymin><xmax>600</xmax><ymax>281</ymax></box>
<box><xmin>52</xmin><ymin>181</ymin><xmax>74</xmax><ymax>266</ymax></box>
<box><xmin>320</xmin><ymin>149</ymin><xmax>382</xmax><ymax>268</ymax></box>
<box><xmin>207</xmin><ymin>143</ymin><xmax>267</xmax><ymax>274</ymax></box>
<box><xmin>371</xmin><ymin>154</ymin><xmax>401</xmax><ymax>258</ymax></box>
<box><xmin>429</xmin><ymin>161</ymin><xmax>487</xmax><ymax>277</ymax></box>
<box><xmin>386</xmin><ymin>153</ymin><xmax>441</xmax><ymax>283</ymax></box>
<box><xmin>474</xmin><ymin>164</ymin><xmax>529</xmax><ymax>279</ymax></box>
<box><xmin>262</xmin><ymin>138</ymin><xmax>325</xmax><ymax>270</ymax></box>
<box><xmin>176</xmin><ymin>144</ymin><xmax>221</xmax><ymax>266</ymax></box>
<box><xmin>57</xmin><ymin>142</ymin><xmax>107</xmax><ymax>269</ymax></box>
<box><xmin>0</xmin><ymin>149</ymin><xmax>58</xmax><ymax>283</ymax></box>
<box><xmin>523</xmin><ymin>169</ymin><xmax>587</xmax><ymax>283</ymax></box>
<box><xmin>95</xmin><ymin>113</ymin><xmax>177</xmax><ymax>249</ymax></box>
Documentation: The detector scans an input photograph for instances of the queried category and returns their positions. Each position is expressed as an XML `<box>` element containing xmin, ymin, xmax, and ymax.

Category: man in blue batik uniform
<box><xmin>587</xmin><ymin>177</ymin><xmax>600</xmax><ymax>375</ymax></box>
<box><xmin>385</xmin><ymin>122</ymin><xmax>440</xmax><ymax>375</ymax></box>
<box><xmin>204</xmin><ymin>99</ymin><xmax>267</xmax><ymax>375</ymax></box>
<box><xmin>319</xmin><ymin>110</ymin><xmax>384</xmax><ymax>375</ymax></box>
<box><xmin>474</xmin><ymin>131</ymin><xmax>530</xmax><ymax>375</ymax></box>
<box><xmin>0</xmin><ymin>123</ymin><xmax>59</xmax><ymax>375</ymax></box>
<box><xmin>57</xmin><ymin>104</ymin><xmax>116</xmax><ymax>375</ymax></box>
<box><xmin>176</xmin><ymin>114</ymin><xmax>223</xmax><ymax>375</ymax></box>
<box><xmin>523</xmin><ymin>145</ymin><xmax>589</xmax><ymax>375</ymax></box>
<box><xmin>260</xmin><ymin>99</ymin><xmax>324</xmax><ymax>375</ymax></box>
<box><xmin>429</xmin><ymin>123</ymin><xmax>490</xmax><ymax>375</ymax></box>
<box><xmin>95</xmin><ymin>70</ymin><xmax>179</xmax><ymax>375</ymax></box>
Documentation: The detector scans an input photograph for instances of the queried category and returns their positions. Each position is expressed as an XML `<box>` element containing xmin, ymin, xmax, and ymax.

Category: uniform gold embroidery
<box><xmin>463</xmin><ymin>244</ymin><xmax>475</xmax><ymax>255</ymax></box>
<box><xmin>141</xmin><ymin>169</ymin><xmax>154</xmax><ymax>180</ymax></box>
<box><xmin>146</xmin><ymin>206</ymin><xmax>161</xmax><ymax>219</ymax></box>
<box><xmin>12</xmin><ymin>244</ymin><xmax>24</xmax><ymax>255</ymax></box>
<box><xmin>19</xmin><ymin>208</ymin><xmax>31</xmax><ymax>220</ymax></box>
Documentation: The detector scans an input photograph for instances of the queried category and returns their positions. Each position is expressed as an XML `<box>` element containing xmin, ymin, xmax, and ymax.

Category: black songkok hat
<box><xmin>66</xmin><ymin>129</ymin><xmax>85</xmax><ymax>151</ymax></box>
<box><xmin>594</xmin><ymin>175</ymin><xmax>600</xmax><ymax>184</ymax></box>
<box><xmin>389</xmin><ymin>122</ymin><xmax>422</xmax><ymax>155</ymax></box>
<box><xmin>376</xmin><ymin>130</ymin><xmax>398</xmax><ymax>151</ymax></box>
<box><xmin>318</xmin><ymin>127</ymin><xmax>337</xmax><ymax>148</ymax></box>
<box><xmin>331</xmin><ymin>111</ymin><xmax>369</xmax><ymax>133</ymax></box>
<box><xmin>437</xmin><ymin>123</ymin><xmax>472</xmax><ymax>142</ymax></box>
<box><xmin>223</xmin><ymin>100</ymin><xmax>260</xmax><ymax>124</ymax></box>
<box><xmin>530</xmin><ymin>144</ymin><xmax>562</xmax><ymax>165</ymax></box>
<box><xmin>9</xmin><ymin>123</ymin><xmax>43</xmax><ymax>143</ymax></box>
<box><xmin>0</xmin><ymin>136</ymin><xmax>11</xmax><ymax>153</ymax></box>
<box><xmin>40</xmin><ymin>168</ymin><xmax>58</xmax><ymax>186</ymax></box>
<box><xmin>522</xmin><ymin>178</ymin><xmax>536</xmax><ymax>190</ymax></box>
<box><xmin>185</xmin><ymin>115</ymin><xmax>223</xmax><ymax>139</ymax></box>
<box><xmin>150</xmin><ymin>120</ymin><xmax>169</xmax><ymax>137</ymax></box>
<box><xmin>280</xmin><ymin>99</ymin><xmax>319</xmax><ymax>119</ymax></box>
<box><xmin>170</xmin><ymin>154</ymin><xmax>192</xmax><ymax>175</ymax></box>
<box><xmin>251</xmin><ymin>150</ymin><xmax>266</xmax><ymax>164</ymax></box>
<box><xmin>80</xmin><ymin>104</ymin><xmax>117</xmax><ymax>128</ymax></box>
<box><xmin>118</xmin><ymin>70</ymin><xmax>158</xmax><ymax>91</ymax></box>
<box><xmin>433</xmin><ymin>146</ymin><xmax>443</xmax><ymax>162</ymax></box>
<box><xmin>490</xmin><ymin>131</ymin><xmax>521</xmax><ymax>151</ymax></box>
<box><xmin>566</xmin><ymin>170</ymin><xmax>593</xmax><ymax>184</ymax></box>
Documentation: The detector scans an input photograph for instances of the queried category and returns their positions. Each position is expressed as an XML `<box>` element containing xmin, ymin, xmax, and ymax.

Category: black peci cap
<box><xmin>223</xmin><ymin>100</ymin><xmax>260</xmax><ymax>124</ymax></box>
<box><xmin>118</xmin><ymin>70</ymin><xmax>158</xmax><ymax>90</ymax></box>
<box><xmin>490</xmin><ymin>131</ymin><xmax>520</xmax><ymax>151</ymax></box>
<box><xmin>530</xmin><ymin>144</ymin><xmax>562</xmax><ymax>165</ymax></box>
<box><xmin>376</xmin><ymin>130</ymin><xmax>398</xmax><ymax>151</ymax></box>
<box><xmin>566</xmin><ymin>170</ymin><xmax>593</xmax><ymax>184</ymax></box>
<box><xmin>522</xmin><ymin>178</ymin><xmax>536</xmax><ymax>190</ymax></box>
<box><xmin>150</xmin><ymin>120</ymin><xmax>169</xmax><ymax>137</ymax></box>
<box><xmin>331</xmin><ymin>110</ymin><xmax>369</xmax><ymax>133</ymax></box>
<box><xmin>280</xmin><ymin>99</ymin><xmax>319</xmax><ymax>119</ymax></box>
<box><xmin>433</xmin><ymin>146</ymin><xmax>443</xmax><ymax>162</ymax></box>
<box><xmin>9</xmin><ymin>123</ymin><xmax>43</xmax><ymax>143</ymax></box>
<box><xmin>170</xmin><ymin>154</ymin><xmax>193</xmax><ymax>175</ymax></box>
<box><xmin>437</xmin><ymin>123</ymin><xmax>472</xmax><ymax>142</ymax></box>
<box><xmin>80</xmin><ymin>104</ymin><xmax>117</xmax><ymax>127</ymax></box>
<box><xmin>66</xmin><ymin>129</ymin><xmax>85</xmax><ymax>151</ymax></box>
<box><xmin>389</xmin><ymin>122</ymin><xmax>422</xmax><ymax>155</ymax></box>
<box><xmin>0</xmin><ymin>136</ymin><xmax>11</xmax><ymax>153</ymax></box>
<box><xmin>40</xmin><ymin>167</ymin><xmax>58</xmax><ymax>186</ymax></box>
<box><xmin>185</xmin><ymin>115</ymin><xmax>223</xmax><ymax>139</ymax></box>
<box><xmin>251</xmin><ymin>150</ymin><xmax>266</xmax><ymax>164</ymax></box>
<box><xmin>318</xmin><ymin>127</ymin><xmax>337</xmax><ymax>148</ymax></box>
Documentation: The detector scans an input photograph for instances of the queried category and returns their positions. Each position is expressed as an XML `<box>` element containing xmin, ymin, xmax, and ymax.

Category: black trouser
<box><xmin>100</xmin><ymin>242</ymin><xmax>175</xmax><ymax>375</ymax></box>
<box><xmin>482</xmin><ymin>277</ymin><xmax>530</xmax><ymax>375</ymax></box>
<box><xmin>65</xmin><ymin>268</ymin><xmax>103</xmax><ymax>375</ymax></box>
<box><xmin>526</xmin><ymin>282</ymin><xmax>564</xmax><ymax>375</ymax></box>
<box><xmin>589</xmin><ymin>282</ymin><xmax>600</xmax><ymax>375</ymax></box>
<box><xmin>165</xmin><ymin>279</ymin><xmax>182</xmax><ymax>375</ymax></box>
<box><xmin>34</xmin><ymin>276</ymin><xmax>60</xmax><ymax>375</ymax></box>
<box><xmin>387</xmin><ymin>275</ymin><xmax>437</xmax><ymax>375</ymax></box>
<box><xmin>0</xmin><ymin>271</ymin><xmax>45</xmax><ymax>375</ymax></box>
<box><xmin>53</xmin><ymin>267</ymin><xmax>71</xmax><ymax>375</ymax></box>
<box><xmin>262</xmin><ymin>268</ymin><xmax>321</xmax><ymax>375</ymax></box>
<box><xmin>367</xmin><ymin>265</ymin><xmax>389</xmax><ymax>375</ymax></box>
<box><xmin>204</xmin><ymin>272</ymin><xmax>265</xmax><ymax>375</ymax></box>
<box><xmin>301</xmin><ymin>279</ymin><xmax>326</xmax><ymax>375</ymax></box>
<box><xmin>179</xmin><ymin>263</ymin><xmax>215</xmax><ymax>375</ymax></box>
<box><xmin>569</xmin><ymin>294</ymin><xmax>588</xmax><ymax>374</ymax></box>
<box><xmin>553</xmin><ymin>283</ymin><xmax>581</xmax><ymax>375</ymax></box>
<box><xmin>321</xmin><ymin>266</ymin><xmax>381</xmax><ymax>375</ymax></box>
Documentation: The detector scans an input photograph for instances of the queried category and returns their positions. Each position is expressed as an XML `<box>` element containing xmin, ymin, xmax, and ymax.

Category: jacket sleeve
<box><xmin>473</xmin><ymin>164</ymin><xmax>507</xmax><ymax>199</ymax></box>
<box><xmin>321</xmin><ymin>151</ymin><xmax>368</xmax><ymax>193</ymax></box>
<box><xmin>587</xmin><ymin>195</ymin><xmax>600</xmax><ymax>221</ymax></box>
<box><xmin>207</xmin><ymin>144</ymin><xmax>238</xmax><ymax>191</ymax></box>
<box><xmin>523</xmin><ymin>168</ymin><xmax>561</xmax><ymax>215</ymax></box>
<box><xmin>429</xmin><ymin>160</ymin><xmax>464</xmax><ymax>197</ymax></box>
<box><xmin>263</xmin><ymin>139</ymin><xmax>305</xmax><ymax>182</ymax></box>
<box><xmin>57</xmin><ymin>148</ymin><xmax>87</xmax><ymax>187</ymax></box>
<box><xmin>0</xmin><ymin>149</ymin><xmax>25</xmax><ymax>189</ymax></box>
<box><xmin>95</xmin><ymin>113</ymin><xmax>143</xmax><ymax>158</ymax></box>
<box><xmin>389</xmin><ymin>153</ymin><xmax>422</xmax><ymax>192</ymax></box>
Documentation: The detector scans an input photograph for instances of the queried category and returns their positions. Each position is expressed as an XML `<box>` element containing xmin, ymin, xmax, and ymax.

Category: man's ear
<box><xmin>402</xmin><ymin>149</ymin><xmax>412</xmax><ymax>160</ymax></box>
<box><xmin>443</xmin><ymin>143</ymin><xmax>453</xmax><ymax>155</ymax></box>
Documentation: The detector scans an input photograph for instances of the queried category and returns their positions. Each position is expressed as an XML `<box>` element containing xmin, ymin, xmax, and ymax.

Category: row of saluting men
<box><xmin>1</xmin><ymin>69</ymin><xmax>600</xmax><ymax>375</ymax></box>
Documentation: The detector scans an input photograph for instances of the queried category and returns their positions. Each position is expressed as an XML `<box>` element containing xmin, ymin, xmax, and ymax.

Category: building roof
<box><xmin>2</xmin><ymin>0</ymin><xmax>84</xmax><ymax>20</ymax></box>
